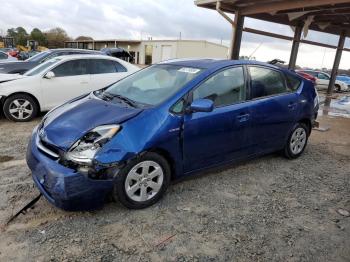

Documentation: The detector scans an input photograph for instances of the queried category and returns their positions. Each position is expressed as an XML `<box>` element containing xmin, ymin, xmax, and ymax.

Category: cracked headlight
<box><xmin>65</xmin><ymin>124</ymin><xmax>121</xmax><ymax>165</ymax></box>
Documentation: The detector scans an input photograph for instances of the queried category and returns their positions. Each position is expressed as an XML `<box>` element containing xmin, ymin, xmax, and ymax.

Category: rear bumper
<box><xmin>26</xmin><ymin>127</ymin><xmax>114</xmax><ymax>211</ymax></box>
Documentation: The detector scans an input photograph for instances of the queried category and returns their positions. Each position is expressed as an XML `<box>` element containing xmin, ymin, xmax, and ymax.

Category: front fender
<box><xmin>94</xmin><ymin>108</ymin><xmax>184</xmax><ymax>177</ymax></box>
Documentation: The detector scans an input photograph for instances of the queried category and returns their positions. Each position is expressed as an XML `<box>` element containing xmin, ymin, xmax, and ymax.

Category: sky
<box><xmin>1</xmin><ymin>0</ymin><xmax>350</xmax><ymax>69</ymax></box>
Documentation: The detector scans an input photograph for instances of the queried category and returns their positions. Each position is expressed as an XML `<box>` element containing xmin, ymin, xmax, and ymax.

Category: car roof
<box><xmin>49</xmin><ymin>54</ymin><xmax>117</xmax><ymax>61</ymax></box>
<box><xmin>161</xmin><ymin>58</ymin><xmax>284</xmax><ymax>71</ymax></box>
<box><xmin>48</xmin><ymin>48</ymin><xmax>101</xmax><ymax>53</ymax></box>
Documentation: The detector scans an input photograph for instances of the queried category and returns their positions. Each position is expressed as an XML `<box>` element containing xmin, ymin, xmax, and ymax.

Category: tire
<box><xmin>284</xmin><ymin>123</ymin><xmax>309</xmax><ymax>159</ymax></box>
<box><xmin>3</xmin><ymin>94</ymin><xmax>39</xmax><ymax>122</ymax></box>
<box><xmin>335</xmin><ymin>85</ymin><xmax>341</xmax><ymax>93</ymax></box>
<box><xmin>113</xmin><ymin>152</ymin><xmax>171</xmax><ymax>209</ymax></box>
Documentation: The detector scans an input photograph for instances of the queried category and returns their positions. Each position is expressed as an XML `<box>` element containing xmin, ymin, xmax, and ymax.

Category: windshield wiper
<box><xmin>100</xmin><ymin>92</ymin><xmax>113</xmax><ymax>100</ymax></box>
<box><xmin>113</xmin><ymin>94</ymin><xmax>138</xmax><ymax>108</ymax></box>
<box><xmin>103</xmin><ymin>92</ymin><xmax>138</xmax><ymax>108</ymax></box>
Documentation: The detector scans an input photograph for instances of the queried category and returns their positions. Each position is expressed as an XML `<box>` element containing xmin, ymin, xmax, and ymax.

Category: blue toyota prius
<box><xmin>26</xmin><ymin>59</ymin><xmax>319</xmax><ymax>210</ymax></box>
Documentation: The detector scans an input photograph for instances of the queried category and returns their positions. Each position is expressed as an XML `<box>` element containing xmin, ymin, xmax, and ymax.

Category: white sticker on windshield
<box><xmin>178</xmin><ymin>67</ymin><xmax>200</xmax><ymax>74</ymax></box>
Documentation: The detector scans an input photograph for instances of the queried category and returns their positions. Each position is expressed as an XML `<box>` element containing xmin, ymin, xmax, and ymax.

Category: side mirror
<box><xmin>44</xmin><ymin>71</ymin><xmax>55</xmax><ymax>79</ymax></box>
<box><xmin>189</xmin><ymin>98</ymin><xmax>214</xmax><ymax>113</ymax></box>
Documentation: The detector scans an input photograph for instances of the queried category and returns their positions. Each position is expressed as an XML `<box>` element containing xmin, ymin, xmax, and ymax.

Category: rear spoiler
<box><xmin>267</xmin><ymin>59</ymin><xmax>285</xmax><ymax>65</ymax></box>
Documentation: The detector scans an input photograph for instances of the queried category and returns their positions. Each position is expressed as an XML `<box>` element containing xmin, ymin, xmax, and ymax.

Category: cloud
<box><xmin>0</xmin><ymin>0</ymin><xmax>349</xmax><ymax>68</ymax></box>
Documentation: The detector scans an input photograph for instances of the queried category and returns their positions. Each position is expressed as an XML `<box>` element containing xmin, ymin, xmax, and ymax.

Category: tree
<box><xmin>75</xmin><ymin>36</ymin><xmax>93</xmax><ymax>41</ymax></box>
<box><xmin>44</xmin><ymin>27</ymin><xmax>71</xmax><ymax>48</ymax></box>
<box><xmin>7</xmin><ymin>28</ymin><xmax>16</xmax><ymax>38</ymax></box>
<box><xmin>30</xmin><ymin>28</ymin><xmax>47</xmax><ymax>46</ymax></box>
<box><xmin>7</xmin><ymin>27</ymin><xmax>29</xmax><ymax>46</ymax></box>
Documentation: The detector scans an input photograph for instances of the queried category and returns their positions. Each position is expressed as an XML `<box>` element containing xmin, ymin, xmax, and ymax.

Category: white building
<box><xmin>65</xmin><ymin>39</ymin><xmax>229</xmax><ymax>65</ymax></box>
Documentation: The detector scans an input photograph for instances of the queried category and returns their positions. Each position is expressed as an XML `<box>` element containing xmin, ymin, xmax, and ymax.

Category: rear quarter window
<box><xmin>285</xmin><ymin>74</ymin><xmax>301</xmax><ymax>91</ymax></box>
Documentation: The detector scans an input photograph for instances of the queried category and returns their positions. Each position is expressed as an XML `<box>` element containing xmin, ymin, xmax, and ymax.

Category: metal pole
<box><xmin>288</xmin><ymin>22</ymin><xmax>303</xmax><ymax>70</ymax></box>
<box><xmin>324</xmin><ymin>30</ymin><xmax>346</xmax><ymax>107</ymax></box>
<box><xmin>231</xmin><ymin>12</ymin><xmax>244</xmax><ymax>60</ymax></box>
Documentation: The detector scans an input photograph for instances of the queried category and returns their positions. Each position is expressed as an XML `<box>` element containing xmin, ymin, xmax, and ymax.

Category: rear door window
<box><xmin>90</xmin><ymin>59</ymin><xmax>126</xmax><ymax>74</ymax></box>
<box><xmin>52</xmin><ymin>59</ymin><xmax>89</xmax><ymax>77</ymax></box>
<box><xmin>249</xmin><ymin>66</ymin><xmax>289</xmax><ymax>99</ymax></box>
<box><xmin>285</xmin><ymin>74</ymin><xmax>301</xmax><ymax>91</ymax></box>
<box><xmin>114</xmin><ymin>61</ymin><xmax>127</xmax><ymax>72</ymax></box>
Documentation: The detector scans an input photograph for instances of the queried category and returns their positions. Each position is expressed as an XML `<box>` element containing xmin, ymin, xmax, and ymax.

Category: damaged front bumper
<box><xmin>26</xmin><ymin>127</ymin><xmax>116</xmax><ymax>211</ymax></box>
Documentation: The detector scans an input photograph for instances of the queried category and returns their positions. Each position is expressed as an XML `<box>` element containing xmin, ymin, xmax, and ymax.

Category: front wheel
<box><xmin>284</xmin><ymin>123</ymin><xmax>309</xmax><ymax>159</ymax></box>
<box><xmin>3</xmin><ymin>94</ymin><xmax>39</xmax><ymax>122</ymax></box>
<box><xmin>113</xmin><ymin>152</ymin><xmax>171</xmax><ymax>209</ymax></box>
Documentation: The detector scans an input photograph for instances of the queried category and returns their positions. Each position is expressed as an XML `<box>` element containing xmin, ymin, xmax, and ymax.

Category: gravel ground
<box><xmin>0</xmin><ymin>113</ymin><xmax>349</xmax><ymax>262</ymax></box>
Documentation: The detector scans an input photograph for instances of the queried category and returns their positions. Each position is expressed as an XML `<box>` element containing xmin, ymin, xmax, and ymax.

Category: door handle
<box><xmin>80</xmin><ymin>81</ymin><xmax>89</xmax><ymax>84</ymax></box>
<box><xmin>237</xmin><ymin>113</ymin><xmax>250</xmax><ymax>122</ymax></box>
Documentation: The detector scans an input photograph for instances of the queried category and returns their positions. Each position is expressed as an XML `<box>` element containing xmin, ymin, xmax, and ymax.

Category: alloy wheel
<box><xmin>289</xmin><ymin>127</ymin><xmax>307</xmax><ymax>155</ymax></box>
<box><xmin>8</xmin><ymin>99</ymin><xmax>33</xmax><ymax>120</ymax></box>
<box><xmin>124</xmin><ymin>160</ymin><xmax>164</xmax><ymax>202</ymax></box>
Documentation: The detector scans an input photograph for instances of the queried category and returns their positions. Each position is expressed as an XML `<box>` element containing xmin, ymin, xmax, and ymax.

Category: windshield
<box><xmin>104</xmin><ymin>64</ymin><xmax>203</xmax><ymax>106</ymax></box>
<box><xmin>24</xmin><ymin>58</ymin><xmax>62</xmax><ymax>76</ymax></box>
<box><xmin>27</xmin><ymin>51</ymin><xmax>51</xmax><ymax>62</ymax></box>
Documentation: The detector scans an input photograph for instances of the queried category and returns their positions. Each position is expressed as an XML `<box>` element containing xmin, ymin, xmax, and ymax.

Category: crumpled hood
<box><xmin>0</xmin><ymin>73</ymin><xmax>26</xmax><ymax>83</ymax></box>
<box><xmin>40</xmin><ymin>93</ymin><xmax>143</xmax><ymax>151</ymax></box>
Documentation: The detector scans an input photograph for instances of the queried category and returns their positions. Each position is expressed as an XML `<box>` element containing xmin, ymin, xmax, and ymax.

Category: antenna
<box><xmin>249</xmin><ymin>42</ymin><xmax>263</xmax><ymax>59</ymax></box>
<box><xmin>321</xmin><ymin>47</ymin><xmax>326</xmax><ymax>69</ymax></box>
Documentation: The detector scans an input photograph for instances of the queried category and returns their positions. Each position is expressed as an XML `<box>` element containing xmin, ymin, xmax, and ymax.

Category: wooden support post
<box><xmin>324</xmin><ymin>30</ymin><xmax>346</xmax><ymax>107</ymax></box>
<box><xmin>288</xmin><ymin>22</ymin><xmax>303</xmax><ymax>70</ymax></box>
<box><xmin>230</xmin><ymin>12</ymin><xmax>244</xmax><ymax>60</ymax></box>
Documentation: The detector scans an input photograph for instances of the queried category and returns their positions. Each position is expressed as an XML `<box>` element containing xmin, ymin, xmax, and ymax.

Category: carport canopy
<box><xmin>195</xmin><ymin>0</ymin><xmax>350</xmax><ymax>102</ymax></box>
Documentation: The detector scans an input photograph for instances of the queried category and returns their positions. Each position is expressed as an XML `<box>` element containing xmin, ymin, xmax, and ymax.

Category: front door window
<box><xmin>52</xmin><ymin>59</ymin><xmax>89</xmax><ymax>77</ymax></box>
<box><xmin>193</xmin><ymin>66</ymin><xmax>246</xmax><ymax>107</ymax></box>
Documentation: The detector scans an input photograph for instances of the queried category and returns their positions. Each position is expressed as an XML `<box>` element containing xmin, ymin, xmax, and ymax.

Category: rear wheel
<box><xmin>335</xmin><ymin>84</ymin><xmax>341</xmax><ymax>93</ymax></box>
<box><xmin>284</xmin><ymin>123</ymin><xmax>309</xmax><ymax>159</ymax></box>
<box><xmin>113</xmin><ymin>152</ymin><xmax>171</xmax><ymax>209</ymax></box>
<box><xmin>3</xmin><ymin>94</ymin><xmax>39</xmax><ymax>122</ymax></box>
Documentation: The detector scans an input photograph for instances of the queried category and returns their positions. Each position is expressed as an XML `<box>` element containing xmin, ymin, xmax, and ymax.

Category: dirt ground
<box><xmin>0</xmin><ymin>112</ymin><xmax>349</xmax><ymax>262</ymax></box>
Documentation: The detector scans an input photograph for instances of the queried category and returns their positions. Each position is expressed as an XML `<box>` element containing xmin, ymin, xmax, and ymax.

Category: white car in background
<box><xmin>301</xmin><ymin>70</ymin><xmax>349</xmax><ymax>92</ymax></box>
<box><xmin>0</xmin><ymin>55</ymin><xmax>139</xmax><ymax>122</ymax></box>
<box><xmin>0</xmin><ymin>51</ymin><xmax>17</xmax><ymax>62</ymax></box>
